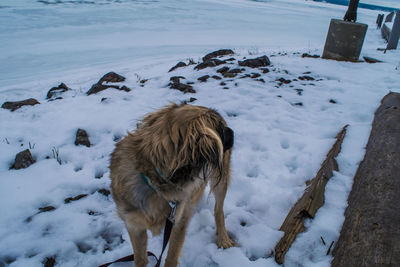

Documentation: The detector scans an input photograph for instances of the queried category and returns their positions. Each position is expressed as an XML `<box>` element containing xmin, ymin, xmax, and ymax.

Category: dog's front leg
<box><xmin>164</xmin><ymin>204</ymin><xmax>192</xmax><ymax>267</ymax></box>
<box><xmin>212</xmin><ymin>172</ymin><xmax>236</xmax><ymax>249</ymax></box>
<box><xmin>126</xmin><ymin>225</ymin><xmax>148</xmax><ymax>267</ymax></box>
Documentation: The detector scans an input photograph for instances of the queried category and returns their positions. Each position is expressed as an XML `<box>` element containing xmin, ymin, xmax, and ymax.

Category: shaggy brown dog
<box><xmin>110</xmin><ymin>103</ymin><xmax>235</xmax><ymax>267</ymax></box>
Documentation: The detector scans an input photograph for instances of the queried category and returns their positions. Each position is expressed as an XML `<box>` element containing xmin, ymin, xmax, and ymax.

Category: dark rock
<box><xmin>43</xmin><ymin>256</ymin><xmax>56</xmax><ymax>267</ymax></box>
<box><xmin>101</xmin><ymin>98</ymin><xmax>108</xmax><ymax>102</ymax></box>
<box><xmin>223</xmin><ymin>87</ymin><xmax>229</xmax><ymax>90</ymax></box>
<box><xmin>298</xmin><ymin>76</ymin><xmax>315</xmax><ymax>81</ymax></box>
<box><xmin>120</xmin><ymin>85</ymin><xmax>131</xmax><ymax>92</ymax></box>
<box><xmin>302</xmin><ymin>53</ymin><xmax>320</xmax><ymax>58</ymax></box>
<box><xmin>194</xmin><ymin>59</ymin><xmax>225</xmax><ymax>70</ymax></box>
<box><xmin>11</xmin><ymin>149</ymin><xmax>35</xmax><ymax>170</ymax></box>
<box><xmin>329</xmin><ymin>99</ymin><xmax>337</xmax><ymax>104</ymax></box>
<box><xmin>202</xmin><ymin>49</ymin><xmax>234</xmax><ymax>62</ymax></box>
<box><xmin>212</xmin><ymin>75</ymin><xmax>222</xmax><ymax>80</ymax></box>
<box><xmin>169</xmin><ymin>62</ymin><xmax>187</xmax><ymax>72</ymax></box>
<box><xmin>87</xmin><ymin>83</ymin><xmax>117</xmax><ymax>95</ymax></box>
<box><xmin>220</xmin><ymin>82</ymin><xmax>227</xmax><ymax>86</ymax></box>
<box><xmin>239</xmin><ymin>74</ymin><xmax>251</xmax><ymax>79</ymax></box>
<box><xmin>239</xmin><ymin>55</ymin><xmax>271</xmax><ymax>68</ymax></box>
<box><xmin>292</xmin><ymin>102</ymin><xmax>303</xmax><ymax>106</ymax></box>
<box><xmin>64</xmin><ymin>194</ymin><xmax>88</xmax><ymax>204</ymax></box>
<box><xmin>170</xmin><ymin>76</ymin><xmax>185</xmax><ymax>83</ymax></box>
<box><xmin>222</xmin><ymin>72</ymin><xmax>237</xmax><ymax>78</ymax></box>
<box><xmin>39</xmin><ymin>206</ymin><xmax>56</xmax><ymax>213</ymax></box>
<box><xmin>97</xmin><ymin>189</ymin><xmax>111</xmax><ymax>196</ymax></box>
<box><xmin>187</xmin><ymin>82</ymin><xmax>195</xmax><ymax>85</ymax></box>
<box><xmin>363</xmin><ymin>56</ymin><xmax>383</xmax><ymax>63</ymax></box>
<box><xmin>189</xmin><ymin>97</ymin><xmax>197</xmax><ymax>102</ymax></box>
<box><xmin>251</xmin><ymin>73</ymin><xmax>261</xmax><ymax>79</ymax></box>
<box><xmin>47</xmin><ymin>83</ymin><xmax>69</xmax><ymax>100</ymax></box>
<box><xmin>295</xmin><ymin>89</ymin><xmax>303</xmax><ymax>95</ymax></box>
<box><xmin>256</xmin><ymin>78</ymin><xmax>266</xmax><ymax>83</ymax></box>
<box><xmin>98</xmin><ymin>72</ymin><xmax>125</xmax><ymax>84</ymax></box>
<box><xmin>277</xmin><ymin>77</ymin><xmax>292</xmax><ymax>84</ymax></box>
<box><xmin>303</xmin><ymin>71</ymin><xmax>312</xmax><ymax>74</ymax></box>
<box><xmin>197</xmin><ymin>75</ymin><xmax>210</xmax><ymax>82</ymax></box>
<box><xmin>227</xmin><ymin>68</ymin><xmax>243</xmax><ymax>74</ymax></box>
<box><xmin>75</xmin><ymin>129</ymin><xmax>91</xmax><ymax>147</ymax></box>
<box><xmin>217</xmin><ymin>66</ymin><xmax>230</xmax><ymax>73</ymax></box>
<box><xmin>170</xmin><ymin>82</ymin><xmax>196</xmax><ymax>94</ymax></box>
<box><xmin>2</xmin><ymin>98</ymin><xmax>40</xmax><ymax>111</ymax></box>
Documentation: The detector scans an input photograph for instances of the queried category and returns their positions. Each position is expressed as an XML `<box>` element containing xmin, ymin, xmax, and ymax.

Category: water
<box><xmin>313</xmin><ymin>0</ymin><xmax>398</xmax><ymax>12</ymax></box>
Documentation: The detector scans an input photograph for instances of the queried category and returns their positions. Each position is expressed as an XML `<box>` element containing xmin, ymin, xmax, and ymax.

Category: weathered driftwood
<box><xmin>332</xmin><ymin>92</ymin><xmax>400</xmax><ymax>267</ymax></box>
<box><xmin>274</xmin><ymin>125</ymin><xmax>348</xmax><ymax>264</ymax></box>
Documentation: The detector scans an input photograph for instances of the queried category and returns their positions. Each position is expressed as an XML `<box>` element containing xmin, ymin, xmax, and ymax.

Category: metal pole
<box><xmin>344</xmin><ymin>0</ymin><xmax>360</xmax><ymax>22</ymax></box>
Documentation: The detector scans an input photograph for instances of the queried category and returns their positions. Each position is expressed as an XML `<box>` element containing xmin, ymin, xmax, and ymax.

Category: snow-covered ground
<box><xmin>1</xmin><ymin>0</ymin><xmax>399</xmax><ymax>266</ymax></box>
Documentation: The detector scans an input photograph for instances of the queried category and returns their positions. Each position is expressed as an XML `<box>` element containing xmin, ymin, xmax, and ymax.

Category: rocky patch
<box><xmin>194</xmin><ymin>58</ymin><xmax>225</xmax><ymax>70</ymax></box>
<box><xmin>239</xmin><ymin>55</ymin><xmax>271</xmax><ymax>68</ymax></box>
<box><xmin>198</xmin><ymin>75</ymin><xmax>210</xmax><ymax>82</ymax></box>
<box><xmin>302</xmin><ymin>53</ymin><xmax>320</xmax><ymax>58</ymax></box>
<box><xmin>64</xmin><ymin>194</ymin><xmax>88</xmax><ymax>204</ymax></box>
<box><xmin>2</xmin><ymin>98</ymin><xmax>40</xmax><ymax>111</ymax></box>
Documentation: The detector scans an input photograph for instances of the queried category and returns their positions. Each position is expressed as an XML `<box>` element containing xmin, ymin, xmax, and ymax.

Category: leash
<box><xmin>99</xmin><ymin>172</ymin><xmax>177</xmax><ymax>267</ymax></box>
<box><xmin>99</xmin><ymin>215</ymin><xmax>175</xmax><ymax>267</ymax></box>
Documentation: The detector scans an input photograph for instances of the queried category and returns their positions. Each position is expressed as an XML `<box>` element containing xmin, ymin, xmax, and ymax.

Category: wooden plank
<box><xmin>331</xmin><ymin>92</ymin><xmax>400</xmax><ymax>266</ymax></box>
<box><xmin>274</xmin><ymin>125</ymin><xmax>348</xmax><ymax>264</ymax></box>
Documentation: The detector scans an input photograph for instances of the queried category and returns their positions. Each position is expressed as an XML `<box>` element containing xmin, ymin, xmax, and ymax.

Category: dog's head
<box><xmin>134</xmin><ymin>103</ymin><xmax>233</xmax><ymax>181</ymax></box>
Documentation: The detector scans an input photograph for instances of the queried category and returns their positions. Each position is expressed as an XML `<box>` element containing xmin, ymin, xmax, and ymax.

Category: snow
<box><xmin>1</xmin><ymin>0</ymin><xmax>399</xmax><ymax>266</ymax></box>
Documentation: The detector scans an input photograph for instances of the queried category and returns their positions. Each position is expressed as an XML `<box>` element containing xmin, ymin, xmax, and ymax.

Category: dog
<box><xmin>109</xmin><ymin>103</ymin><xmax>235</xmax><ymax>267</ymax></box>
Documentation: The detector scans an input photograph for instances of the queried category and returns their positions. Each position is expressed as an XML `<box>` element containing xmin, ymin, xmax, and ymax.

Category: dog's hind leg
<box><xmin>126</xmin><ymin>224</ymin><xmax>148</xmax><ymax>267</ymax></box>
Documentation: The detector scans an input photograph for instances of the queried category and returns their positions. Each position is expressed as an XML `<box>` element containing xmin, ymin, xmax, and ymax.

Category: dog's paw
<box><xmin>217</xmin><ymin>236</ymin><xmax>237</xmax><ymax>249</ymax></box>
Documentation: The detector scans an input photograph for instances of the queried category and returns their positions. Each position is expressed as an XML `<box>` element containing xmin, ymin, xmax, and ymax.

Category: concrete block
<box><xmin>322</xmin><ymin>19</ymin><xmax>368</xmax><ymax>62</ymax></box>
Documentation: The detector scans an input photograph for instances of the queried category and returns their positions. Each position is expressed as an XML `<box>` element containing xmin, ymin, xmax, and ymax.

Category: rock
<box><xmin>169</xmin><ymin>62</ymin><xmax>187</xmax><ymax>72</ymax></box>
<box><xmin>298</xmin><ymin>75</ymin><xmax>315</xmax><ymax>81</ymax></box>
<box><xmin>98</xmin><ymin>72</ymin><xmax>125</xmax><ymax>84</ymax></box>
<box><xmin>47</xmin><ymin>83</ymin><xmax>69</xmax><ymax>100</ymax></box>
<box><xmin>363</xmin><ymin>56</ymin><xmax>383</xmax><ymax>63</ymax></box>
<box><xmin>43</xmin><ymin>256</ymin><xmax>56</xmax><ymax>267</ymax></box>
<box><xmin>226</xmin><ymin>68</ymin><xmax>243</xmax><ymax>74</ymax></box>
<box><xmin>238</xmin><ymin>55</ymin><xmax>271</xmax><ymax>68</ymax></box>
<box><xmin>75</xmin><ymin>129</ymin><xmax>91</xmax><ymax>147</ymax></box>
<box><xmin>11</xmin><ymin>149</ymin><xmax>35</xmax><ymax>170</ymax></box>
<box><xmin>39</xmin><ymin>206</ymin><xmax>56</xmax><ymax>213</ymax></box>
<box><xmin>2</xmin><ymin>98</ymin><xmax>40</xmax><ymax>111</ymax></box>
<box><xmin>189</xmin><ymin>97</ymin><xmax>197</xmax><ymax>102</ymax></box>
<box><xmin>170</xmin><ymin>76</ymin><xmax>186</xmax><ymax>83</ymax></box>
<box><xmin>217</xmin><ymin>66</ymin><xmax>230</xmax><ymax>73</ymax></box>
<box><xmin>202</xmin><ymin>49</ymin><xmax>234</xmax><ymax>62</ymax></box>
<box><xmin>295</xmin><ymin>89</ymin><xmax>303</xmax><ymax>95</ymax></box>
<box><xmin>97</xmin><ymin>189</ymin><xmax>111</xmax><ymax>196</ymax></box>
<box><xmin>277</xmin><ymin>77</ymin><xmax>291</xmax><ymax>84</ymax></box>
<box><xmin>86</xmin><ymin>83</ymin><xmax>130</xmax><ymax>95</ymax></box>
<box><xmin>220</xmin><ymin>82</ymin><xmax>227</xmax><ymax>86</ymax></box>
<box><xmin>170</xmin><ymin>82</ymin><xmax>196</xmax><ymax>94</ymax></box>
<box><xmin>197</xmin><ymin>75</ymin><xmax>210</xmax><ymax>82</ymax></box>
<box><xmin>302</xmin><ymin>53</ymin><xmax>320</xmax><ymax>58</ymax></box>
<box><xmin>212</xmin><ymin>75</ymin><xmax>222</xmax><ymax>80</ymax></box>
<box><xmin>194</xmin><ymin>59</ymin><xmax>225</xmax><ymax>70</ymax></box>
<box><xmin>64</xmin><ymin>194</ymin><xmax>88</xmax><ymax>204</ymax></box>
<box><xmin>292</xmin><ymin>102</ymin><xmax>303</xmax><ymax>106</ymax></box>
<box><xmin>256</xmin><ymin>78</ymin><xmax>266</xmax><ymax>83</ymax></box>
<box><xmin>222</xmin><ymin>72</ymin><xmax>237</xmax><ymax>78</ymax></box>
<box><xmin>251</xmin><ymin>73</ymin><xmax>261</xmax><ymax>78</ymax></box>
<box><xmin>330</xmin><ymin>99</ymin><xmax>337</xmax><ymax>104</ymax></box>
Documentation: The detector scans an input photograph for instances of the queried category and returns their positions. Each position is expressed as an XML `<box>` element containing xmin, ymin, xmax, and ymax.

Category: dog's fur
<box><xmin>109</xmin><ymin>103</ymin><xmax>235</xmax><ymax>267</ymax></box>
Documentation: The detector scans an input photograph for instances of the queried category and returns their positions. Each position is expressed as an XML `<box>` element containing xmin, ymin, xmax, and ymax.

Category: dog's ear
<box><xmin>195</xmin><ymin>127</ymin><xmax>224</xmax><ymax>167</ymax></box>
<box><xmin>223</xmin><ymin>127</ymin><xmax>234</xmax><ymax>152</ymax></box>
